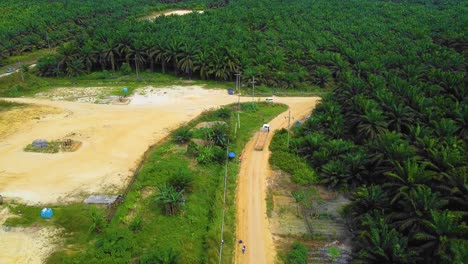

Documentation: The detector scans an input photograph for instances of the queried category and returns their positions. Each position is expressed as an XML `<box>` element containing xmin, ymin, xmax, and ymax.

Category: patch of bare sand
<box><xmin>0</xmin><ymin>86</ymin><xmax>241</xmax><ymax>205</ymax></box>
<box><xmin>142</xmin><ymin>9</ymin><xmax>204</xmax><ymax>21</ymax></box>
<box><xmin>0</xmin><ymin>207</ymin><xmax>60</xmax><ymax>264</ymax></box>
<box><xmin>0</xmin><ymin>104</ymin><xmax>62</xmax><ymax>138</ymax></box>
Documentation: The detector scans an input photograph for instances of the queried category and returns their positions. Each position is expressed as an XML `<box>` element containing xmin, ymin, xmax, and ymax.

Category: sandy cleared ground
<box><xmin>143</xmin><ymin>9</ymin><xmax>204</xmax><ymax>21</ymax></box>
<box><xmin>0</xmin><ymin>207</ymin><xmax>60</xmax><ymax>264</ymax></box>
<box><xmin>235</xmin><ymin>97</ymin><xmax>320</xmax><ymax>264</ymax></box>
<box><xmin>0</xmin><ymin>104</ymin><xmax>62</xmax><ymax>138</ymax></box>
<box><xmin>0</xmin><ymin>86</ymin><xmax>245</xmax><ymax>205</ymax></box>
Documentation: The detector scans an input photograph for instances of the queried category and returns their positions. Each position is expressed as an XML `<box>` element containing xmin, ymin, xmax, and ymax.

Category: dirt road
<box><xmin>235</xmin><ymin>97</ymin><xmax>320</xmax><ymax>264</ymax></box>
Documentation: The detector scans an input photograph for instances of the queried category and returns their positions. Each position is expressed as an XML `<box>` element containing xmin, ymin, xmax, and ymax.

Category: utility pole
<box><xmin>45</xmin><ymin>31</ymin><xmax>51</xmax><ymax>51</ymax></box>
<box><xmin>251</xmin><ymin>77</ymin><xmax>256</xmax><ymax>108</ymax></box>
<box><xmin>286</xmin><ymin>111</ymin><xmax>291</xmax><ymax>149</ymax></box>
<box><xmin>234</xmin><ymin>73</ymin><xmax>241</xmax><ymax>94</ymax></box>
<box><xmin>235</xmin><ymin>72</ymin><xmax>241</xmax><ymax>129</ymax></box>
<box><xmin>18</xmin><ymin>60</ymin><xmax>24</xmax><ymax>82</ymax></box>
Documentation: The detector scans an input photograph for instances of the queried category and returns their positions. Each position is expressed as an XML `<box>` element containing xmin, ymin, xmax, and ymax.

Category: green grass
<box><xmin>0</xmin><ymin>70</ymin><xmax>235</xmax><ymax>97</ymax></box>
<box><xmin>0</xmin><ymin>99</ymin><xmax>25</xmax><ymax>112</ymax></box>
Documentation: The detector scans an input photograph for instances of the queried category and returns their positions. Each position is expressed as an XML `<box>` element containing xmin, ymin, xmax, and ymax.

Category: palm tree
<box><xmin>356</xmin><ymin>214</ymin><xmax>416</xmax><ymax>264</ymax></box>
<box><xmin>357</xmin><ymin>108</ymin><xmax>388</xmax><ymax>141</ymax></box>
<box><xmin>151</xmin><ymin>44</ymin><xmax>167</xmax><ymax>73</ymax></box>
<box><xmin>126</xmin><ymin>42</ymin><xmax>146</xmax><ymax>79</ymax></box>
<box><xmin>164</xmin><ymin>40</ymin><xmax>182</xmax><ymax>75</ymax></box>
<box><xmin>66</xmin><ymin>58</ymin><xmax>85</xmax><ymax>77</ymax></box>
<box><xmin>207</xmin><ymin>122</ymin><xmax>229</xmax><ymax>148</ymax></box>
<box><xmin>385</xmin><ymin>159</ymin><xmax>434</xmax><ymax>205</ymax></box>
<box><xmin>57</xmin><ymin>41</ymin><xmax>79</xmax><ymax>72</ymax></box>
<box><xmin>155</xmin><ymin>185</ymin><xmax>185</xmax><ymax>216</ymax></box>
<box><xmin>388</xmin><ymin>186</ymin><xmax>447</xmax><ymax>235</ymax></box>
<box><xmin>80</xmin><ymin>41</ymin><xmax>97</xmax><ymax>72</ymax></box>
<box><xmin>414</xmin><ymin>210</ymin><xmax>462</xmax><ymax>263</ymax></box>
<box><xmin>194</xmin><ymin>50</ymin><xmax>211</xmax><ymax>80</ymax></box>
<box><xmin>351</xmin><ymin>185</ymin><xmax>389</xmax><ymax>219</ymax></box>
<box><xmin>177</xmin><ymin>43</ymin><xmax>199</xmax><ymax>79</ymax></box>
<box><xmin>102</xmin><ymin>42</ymin><xmax>119</xmax><ymax>72</ymax></box>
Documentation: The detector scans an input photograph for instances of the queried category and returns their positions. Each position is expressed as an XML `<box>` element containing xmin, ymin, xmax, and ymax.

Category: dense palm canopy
<box><xmin>283</xmin><ymin>1</ymin><xmax>467</xmax><ymax>263</ymax></box>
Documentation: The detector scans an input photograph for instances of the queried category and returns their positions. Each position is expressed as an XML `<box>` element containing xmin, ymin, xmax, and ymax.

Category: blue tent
<box><xmin>228</xmin><ymin>151</ymin><xmax>236</xmax><ymax>158</ymax></box>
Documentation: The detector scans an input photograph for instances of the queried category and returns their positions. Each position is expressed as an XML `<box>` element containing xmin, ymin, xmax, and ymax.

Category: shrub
<box><xmin>212</xmin><ymin>145</ymin><xmax>226</xmax><ymax>164</ymax></box>
<box><xmin>120</xmin><ymin>63</ymin><xmax>132</xmax><ymax>75</ymax></box>
<box><xmin>94</xmin><ymin>227</ymin><xmax>135</xmax><ymax>260</ymax></box>
<box><xmin>216</xmin><ymin>107</ymin><xmax>231</xmax><ymax>119</ymax></box>
<box><xmin>138</xmin><ymin>249</ymin><xmax>178</xmax><ymax>264</ymax></box>
<box><xmin>196</xmin><ymin>146</ymin><xmax>215</xmax><ymax>164</ymax></box>
<box><xmin>292</xmin><ymin>168</ymin><xmax>318</xmax><ymax>185</ymax></box>
<box><xmin>129</xmin><ymin>216</ymin><xmax>143</xmax><ymax>232</ymax></box>
<box><xmin>208</xmin><ymin>122</ymin><xmax>229</xmax><ymax>148</ymax></box>
<box><xmin>186</xmin><ymin>141</ymin><xmax>199</xmax><ymax>156</ymax></box>
<box><xmin>173</xmin><ymin>127</ymin><xmax>193</xmax><ymax>144</ymax></box>
<box><xmin>37</xmin><ymin>54</ymin><xmax>59</xmax><ymax>77</ymax></box>
<box><xmin>286</xmin><ymin>242</ymin><xmax>308</xmax><ymax>264</ymax></box>
<box><xmin>168</xmin><ymin>168</ymin><xmax>194</xmax><ymax>192</ymax></box>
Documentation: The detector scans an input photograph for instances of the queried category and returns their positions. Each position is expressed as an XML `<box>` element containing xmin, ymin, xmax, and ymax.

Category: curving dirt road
<box><xmin>235</xmin><ymin>97</ymin><xmax>320</xmax><ymax>264</ymax></box>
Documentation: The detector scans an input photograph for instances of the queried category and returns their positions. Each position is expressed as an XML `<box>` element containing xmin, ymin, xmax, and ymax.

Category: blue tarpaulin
<box><xmin>40</xmin><ymin>208</ymin><xmax>53</xmax><ymax>219</ymax></box>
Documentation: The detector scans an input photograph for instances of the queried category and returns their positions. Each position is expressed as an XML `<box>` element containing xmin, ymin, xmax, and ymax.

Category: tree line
<box><xmin>33</xmin><ymin>0</ymin><xmax>465</xmax><ymax>92</ymax></box>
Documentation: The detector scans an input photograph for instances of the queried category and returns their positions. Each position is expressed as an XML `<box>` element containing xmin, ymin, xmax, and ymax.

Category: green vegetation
<box><xmin>0</xmin><ymin>0</ymin><xmax>213</xmax><ymax>64</ymax></box>
<box><xmin>276</xmin><ymin>1</ymin><xmax>467</xmax><ymax>263</ymax></box>
<box><xmin>38</xmin><ymin>102</ymin><xmax>286</xmax><ymax>263</ymax></box>
<box><xmin>284</xmin><ymin>242</ymin><xmax>308</xmax><ymax>264</ymax></box>
<box><xmin>2</xmin><ymin>0</ymin><xmax>466</xmax><ymax>263</ymax></box>
<box><xmin>15</xmin><ymin>0</ymin><xmax>462</xmax><ymax>94</ymax></box>
<box><xmin>0</xmin><ymin>99</ymin><xmax>24</xmax><ymax>112</ymax></box>
<box><xmin>270</xmin><ymin>128</ymin><xmax>319</xmax><ymax>185</ymax></box>
<box><xmin>24</xmin><ymin>140</ymin><xmax>62</xmax><ymax>153</ymax></box>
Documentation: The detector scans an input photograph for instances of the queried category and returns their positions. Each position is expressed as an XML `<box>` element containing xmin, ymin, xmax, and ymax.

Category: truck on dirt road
<box><xmin>254</xmin><ymin>124</ymin><xmax>270</xmax><ymax>151</ymax></box>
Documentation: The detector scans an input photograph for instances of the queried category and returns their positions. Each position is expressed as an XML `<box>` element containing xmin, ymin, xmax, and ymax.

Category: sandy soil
<box><xmin>0</xmin><ymin>207</ymin><xmax>60</xmax><ymax>264</ymax></box>
<box><xmin>0</xmin><ymin>104</ymin><xmax>62</xmax><ymax>138</ymax></box>
<box><xmin>143</xmin><ymin>9</ymin><xmax>204</xmax><ymax>21</ymax></box>
<box><xmin>235</xmin><ymin>97</ymin><xmax>320</xmax><ymax>264</ymax></box>
<box><xmin>0</xmin><ymin>86</ymin><xmax>244</xmax><ymax>205</ymax></box>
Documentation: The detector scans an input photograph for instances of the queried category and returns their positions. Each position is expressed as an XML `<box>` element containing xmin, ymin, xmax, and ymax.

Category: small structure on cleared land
<box><xmin>32</xmin><ymin>139</ymin><xmax>48</xmax><ymax>149</ymax></box>
<box><xmin>24</xmin><ymin>138</ymin><xmax>81</xmax><ymax>153</ymax></box>
<box><xmin>84</xmin><ymin>195</ymin><xmax>120</xmax><ymax>205</ymax></box>
<box><xmin>194</xmin><ymin>121</ymin><xmax>227</xmax><ymax>129</ymax></box>
<box><xmin>112</xmin><ymin>96</ymin><xmax>131</xmax><ymax>105</ymax></box>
